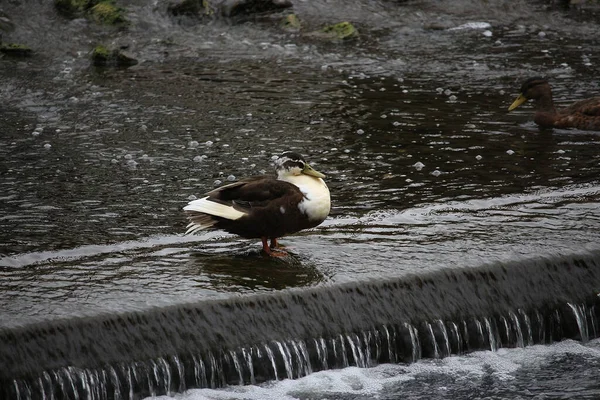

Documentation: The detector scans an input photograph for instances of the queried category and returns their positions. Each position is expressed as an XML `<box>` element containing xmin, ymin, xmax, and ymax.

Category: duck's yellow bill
<box><xmin>302</xmin><ymin>164</ymin><xmax>326</xmax><ymax>179</ymax></box>
<box><xmin>508</xmin><ymin>94</ymin><xmax>528</xmax><ymax>111</ymax></box>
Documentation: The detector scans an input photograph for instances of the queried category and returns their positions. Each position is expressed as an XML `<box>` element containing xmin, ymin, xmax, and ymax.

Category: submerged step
<box><xmin>2</xmin><ymin>250</ymin><xmax>600</xmax><ymax>399</ymax></box>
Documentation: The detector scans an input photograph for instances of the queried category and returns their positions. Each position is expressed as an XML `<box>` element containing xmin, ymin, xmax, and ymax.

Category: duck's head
<box><xmin>275</xmin><ymin>151</ymin><xmax>325</xmax><ymax>179</ymax></box>
<box><xmin>508</xmin><ymin>77</ymin><xmax>552</xmax><ymax>111</ymax></box>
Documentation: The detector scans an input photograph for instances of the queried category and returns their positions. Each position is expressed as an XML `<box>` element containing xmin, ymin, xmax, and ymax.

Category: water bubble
<box><xmin>436</xmin><ymin>87</ymin><xmax>444</xmax><ymax>94</ymax></box>
<box><xmin>556</xmin><ymin>149</ymin><xmax>565</xmax><ymax>154</ymax></box>
<box><xmin>506</xmin><ymin>149</ymin><xmax>515</xmax><ymax>155</ymax></box>
<box><xmin>227</xmin><ymin>174</ymin><xmax>236</xmax><ymax>181</ymax></box>
<box><xmin>448</xmin><ymin>95</ymin><xmax>457</xmax><ymax>102</ymax></box>
<box><xmin>188</xmin><ymin>140</ymin><xmax>199</xmax><ymax>148</ymax></box>
<box><xmin>330</xmin><ymin>148</ymin><xmax>338</xmax><ymax>151</ymax></box>
<box><xmin>126</xmin><ymin>159</ymin><xmax>138</xmax><ymax>167</ymax></box>
<box><xmin>357</xmin><ymin>129</ymin><xmax>365</xmax><ymax>135</ymax></box>
<box><xmin>393</xmin><ymin>121</ymin><xmax>401</xmax><ymax>127</ymax></box>
<box><xmin>205</xmin><ymin>141</ymin><xmax>213</xmax><ymax>146</ymax></box>
<box><xmin>413</xmin><ymin>162</ymin><xmax>425</xmax><ymax>171</ymax></box>
<box><xmin>465</xmin><ymin>124</ymin><xmax>476</xmax><ymax>129</ymax></box>
<box><xmin>32</xmin><ymin>131</ymin><xmax>40</xmax><ymax>136</ymax></box>
<box><xmin>193</xmin><ymin>155</ymin><xmax>204</xmax><ymax>162</ymax></box>
<box><xmin>124</xmin><ymin>154</ymin><xmax>133</xmax><ymax>160</ymax></box>
<box><xmin>271</xmin><ymin>155</ymin><xmax>279</xmax><ymax>161</ymax></box>
<box><xmin>141</xmin><ymin>154</ymin><xmax>149</xmax><ymax>160</ymax></box>
<box><xmin>538</xmin><ymin>31</ymin><xmax>546</xmax><ymax>38</ymax></box>
<box><xmin>111</xmin><ymin>159</ymin><xmax>118</xmax><ymax>164</ymax></box>
<box><xmin>431</xmin><ymin>170</ymin><xmax>442</xmax><ymax>177</ymax></box>
<box><xmin>214</xmin><ymin>179</ymin><xmax>222</xmax><ymax>186</ymax></box>
<box><xmin>444</xmin><ymin>89</ymin><xmax>452</xmax><ymax>96</ymax></box>
<box><xmin>482</xmin><ymin>30</ymin><xmax>493</xmax><ymax>37</ymax></box>
<box><xmin>380</xmin><ymin>114</ymin><xmax>387</xmax><ymax>119</ymax></box>
<box><xmin>476</xmin><ymin>155</ymin><xmax>483</xmax><ymax>161</ymax></box>
<box><xmin>187</xmin><ymin>194</ymin><xmax>197</xmax><ymax>201</ymax></box>
<box><xmin>43</xmin><ymin>143</ymin><xmax>51</xmax><ymax>149</ymax></box>
<box><xmin>141</xmin><ymin>125</ymin><xmax>148</xmax><ymax>131</ymax></box>
<box><xmin>402</xmin><ymin>89</ymin><xmax>408</xmax><ymax>94</ymax></box>
<box><xmin>379</xmin><ymin>87</ymin><xmax>386</xmax><ymax>92</ymax></box>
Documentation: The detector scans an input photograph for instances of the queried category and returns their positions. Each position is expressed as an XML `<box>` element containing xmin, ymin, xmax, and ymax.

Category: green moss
<box><xmin>90</xmin><ymin>1</ymin><xmax>126</xmax><ymax>25</ymax></box>
<box><xmin>321</xmin><ymin>21</ymin><xmax>358</xmax><ymax>40</ymax></box>
<box><xmin>0</xmin><ymin>43</ymin><xmax>33</xmax><ymax>57</ymax></box>
<box><xmin>91</xmin><ymin>44</ymin><xmax>137</xmax><ymax>67</ymax></box>
<box><xmin>282</xmin><ymin>14</ymin><xmax>301</xmax><ymax>31</ymax></box>
<box><xmin>91</xmin><ymin>44</ymin><xmax>110</xmax><ymax>63</ymax></box>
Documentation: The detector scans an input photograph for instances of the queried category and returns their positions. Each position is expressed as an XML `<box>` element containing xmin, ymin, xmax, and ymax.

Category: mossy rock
<box><xmin>91</xmin><ymin>45</ymin><xmax>137</xmax><ymax>67</ymax></box>
<box><xmin>55</xmin><ymin>0</ymin><xmax>93</xmax><ymax>16</ymax></box>
<box><xmin>55</xmin><ymin>0</ymin><xmax>127</xmax><ymax>25</ymax></box>
<box><xmin>167</xmin><ymin>0</ymin><xmax>204</xmax><ymax>16</ymax></box>
<box><xmin>321</xmin><ymin>21</ymin><xmax>358</xmax><ymax>40</ymax></box>
<box><xmin>90</xmin><ymin>1</ymin><xmax>126</xmax><ymax>25</ymax></box>
<box><xmin>0</xmin><ymin>43</ymin><xmax>33</xmax><ymax>57</ymax></box>
<box><xmin>281</xmin><ymin>14</ymin><xmax>301</xmax><ymax>31</ymax></box>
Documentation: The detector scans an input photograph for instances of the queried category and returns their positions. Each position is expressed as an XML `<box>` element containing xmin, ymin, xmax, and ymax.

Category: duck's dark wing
<box><xmin>205</xmin><ymin>176</ymin><xmax>304</xmax><ymax>212</ymax></box>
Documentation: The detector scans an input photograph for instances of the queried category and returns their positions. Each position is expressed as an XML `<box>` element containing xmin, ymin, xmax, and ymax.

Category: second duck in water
<box><xmin>508</xmin><ymin>77</ymin><xmax>600</xmax><ymax>131</ymax></box>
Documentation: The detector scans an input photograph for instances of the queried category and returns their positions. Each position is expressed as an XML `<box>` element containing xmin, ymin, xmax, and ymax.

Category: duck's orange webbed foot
<box><xmin>261</xmin><ymin>237</ymin><xmax>288</xmax><ymax>257</ymax></box>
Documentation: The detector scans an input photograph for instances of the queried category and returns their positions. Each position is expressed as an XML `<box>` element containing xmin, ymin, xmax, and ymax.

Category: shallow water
<box><xmin>1</xmin><ymin>0</ymin><xmax>600</xmax><ymax>398</ymax></box>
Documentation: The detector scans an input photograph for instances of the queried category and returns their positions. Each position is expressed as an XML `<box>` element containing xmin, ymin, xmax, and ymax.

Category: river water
<box><xmin>1</xmin><ymin>0</ymin><xmax>599</xmax><ymax>399</ymax></box>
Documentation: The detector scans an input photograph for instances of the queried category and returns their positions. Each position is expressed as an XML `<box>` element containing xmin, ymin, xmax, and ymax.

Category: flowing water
<box><xmin>1</xmin><ymin>0</ymin><xmax>600</xmax><ymax>399</ymax></box>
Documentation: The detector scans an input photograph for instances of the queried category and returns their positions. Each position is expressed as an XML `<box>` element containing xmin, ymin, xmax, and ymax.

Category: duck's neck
<box><xmin>534</xmin><ymin>86</ymin><xmax>557</xmax><ymax>115</ymax></box>
<box><xmin>535</xmin><ymin>95</ymin><xmax>556</xmax><ymax>114</ymax></box>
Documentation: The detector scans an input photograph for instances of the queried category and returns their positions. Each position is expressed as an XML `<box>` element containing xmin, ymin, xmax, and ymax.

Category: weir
<box><xmin>2</xmin><ymin>250</ymin><xmax>600</xmax><ymax>399</ymax></box>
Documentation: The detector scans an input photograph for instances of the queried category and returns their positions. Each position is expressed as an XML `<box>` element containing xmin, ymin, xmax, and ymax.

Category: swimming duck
<box><xmin>184</xmin><ymin>151</ymin><xmax>331</xmax><ymax>256</ymax></box>
<box><xmin>508</xmin><ymin>77</ymin><xmax>600</xmax><ymax>131</ymax></box>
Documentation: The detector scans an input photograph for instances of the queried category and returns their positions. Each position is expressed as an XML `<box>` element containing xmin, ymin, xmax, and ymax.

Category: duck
<box><xmin>508</xmin><ymin>77</ymin><xmax>600</xmax><ymax>131</ymax></box>
<box><xmin>184</xmin><ymin>151</ymin><xmax>331</xmax><ymax>256</ymax></box>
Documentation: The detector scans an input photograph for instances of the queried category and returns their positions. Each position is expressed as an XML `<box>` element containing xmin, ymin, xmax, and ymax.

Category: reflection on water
<box><xmin>187</xmin><ymin>245</ymin><xmax>326</xmax><ymax>291</ymax></box>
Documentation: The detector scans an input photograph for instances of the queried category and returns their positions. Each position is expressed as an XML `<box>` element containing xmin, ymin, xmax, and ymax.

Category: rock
<box><xmin>221</xmin><ymin>0</ymin><xmax>292</xmax><ymax>18</ymax></box>
<box><xmin>54</xmin><ymin>0</ymin><xmax>127</xmax><ymax>25</ymax></box>
<box><xmin>167</xmin><ymin>0</ymin><xmax>203</xmax><ymax>17</ymax></box>
<box><xmin>308</xmin><ymin>21</ymin><xmax>358</xmax><ymax>41</ymax></box>
<box><xmin>0</xmin><ymin>43</ymin><xmax>33</xmax><ymax>57</ymax></box>
<box><xmin>89</xmin><ymin>1</ymin><xmax>126</xmax><ymax>25</ymax></box>
<box><xmin>91</xmin><ymin>45</ymin><xmax>137</xmax><ymax>67</ymax></box>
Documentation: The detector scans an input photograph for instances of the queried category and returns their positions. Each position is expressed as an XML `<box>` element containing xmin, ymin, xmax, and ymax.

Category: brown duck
<box><xmin>508</xmin><ymin>77</ymin><xmax>600</xmax><ymax>131</ymax></box>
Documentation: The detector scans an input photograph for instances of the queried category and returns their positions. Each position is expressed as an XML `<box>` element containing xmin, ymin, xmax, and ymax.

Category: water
<box><xmin>153</xmin><ymin>338</ymin><xmax>600</xmax><ymax>400</ymax></box>
<box><xmin>1</xmin><ymin>0</ymin><xmax>600</xmax><ymax>398</ymax></box>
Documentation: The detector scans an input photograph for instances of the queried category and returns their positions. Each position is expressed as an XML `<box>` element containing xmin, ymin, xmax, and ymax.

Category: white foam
<box><xmin>151</xmin><ymin>339</ymin><xmax>600</xmax><ymax>400</ymax></box>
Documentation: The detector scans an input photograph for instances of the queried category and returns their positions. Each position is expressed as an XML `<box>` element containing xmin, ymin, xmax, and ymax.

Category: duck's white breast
<box><xmin>284</xmin><ymin>175</ymin><xmax>331</xmax><ymax>222</ymax></box>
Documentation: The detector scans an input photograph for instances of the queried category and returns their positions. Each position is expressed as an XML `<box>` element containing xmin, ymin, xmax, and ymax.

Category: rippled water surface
<box><xmin>1</xmin><ymin>0</ymin><xmax>600</xmax><ymax>398</ymax></box>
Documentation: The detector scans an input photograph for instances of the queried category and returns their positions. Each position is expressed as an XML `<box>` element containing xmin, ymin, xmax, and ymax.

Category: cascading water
<box><xmin>3</xmin><ymin>251</ymin><xmax>600</xmax><ymax>400</ymax></box>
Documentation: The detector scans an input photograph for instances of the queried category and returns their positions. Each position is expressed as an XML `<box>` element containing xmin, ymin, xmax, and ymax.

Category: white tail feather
<box><xmin>184</xmin><ymin>196</ymin><xmax>247</xmax><ymax>220</ymax></box>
